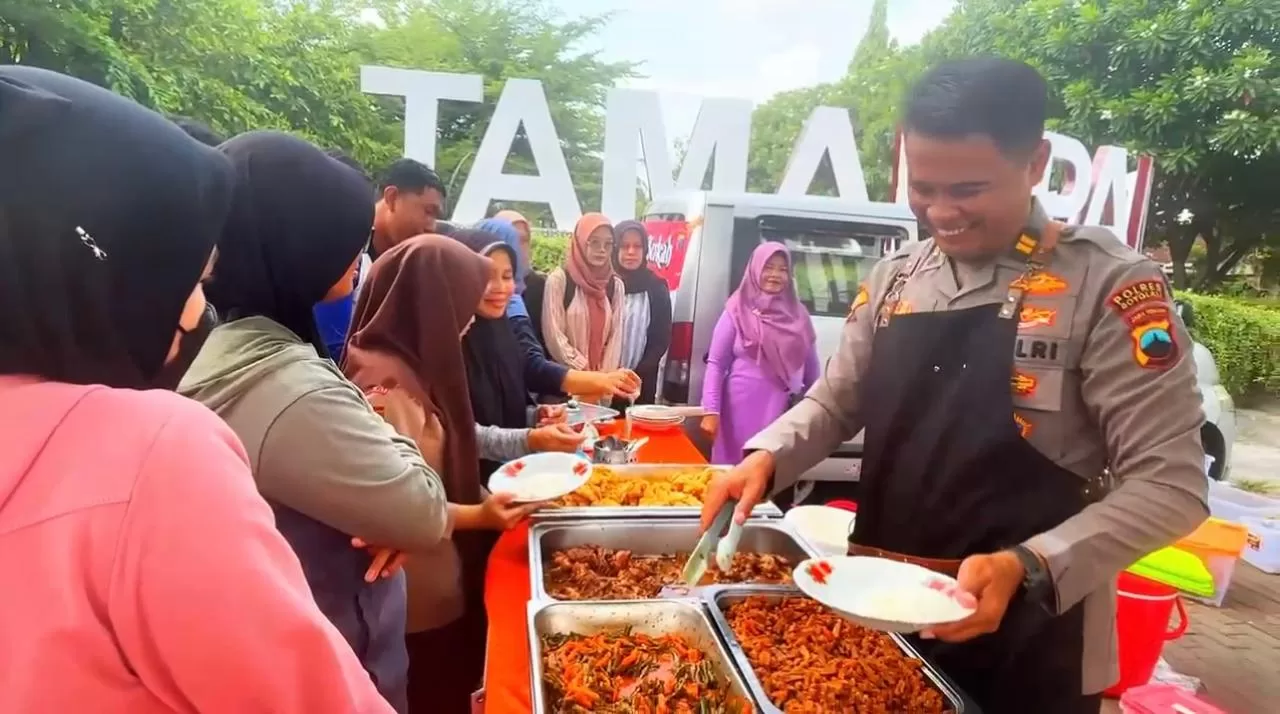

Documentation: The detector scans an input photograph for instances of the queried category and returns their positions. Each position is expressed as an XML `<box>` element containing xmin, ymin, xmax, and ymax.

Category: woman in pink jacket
<box><xmin>0</xmin><ymin>66</ymin><xmax>393</xmax><ymax>714</ymax></box>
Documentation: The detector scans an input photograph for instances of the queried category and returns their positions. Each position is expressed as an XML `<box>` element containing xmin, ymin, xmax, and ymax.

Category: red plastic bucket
<box><xmin>825</xmin><ymin>499</ymin><xmax>858</xmax><ymax>513</ymax></box>
<box><xmin>1105</xmin><ymin>572</ymin><xmax>1188</xmax><ymax>697</ymax></box>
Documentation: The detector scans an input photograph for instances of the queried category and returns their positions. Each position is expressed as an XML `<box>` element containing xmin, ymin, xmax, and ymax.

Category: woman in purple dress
<box><xmin>700</xmin><ymin>242</ymin><xmax>820</xmax><ymax>464</ymax></box>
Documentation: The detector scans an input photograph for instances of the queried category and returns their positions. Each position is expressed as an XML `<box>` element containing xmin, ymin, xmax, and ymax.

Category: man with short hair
<box><xmin>371</xmin><ymin>158</ymin><xmax>446</xmax><ymax>259</ymax></box>
<box><xmin>701</xmin><ymin>57</ymin><xmax>1208</xmax><ymax>713</ymax></box>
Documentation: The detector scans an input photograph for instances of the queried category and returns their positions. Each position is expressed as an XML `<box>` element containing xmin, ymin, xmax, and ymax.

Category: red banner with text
<box><xmin>643</xmin><ymin>219</ymin><xmax>692</xmax><ymax>292</ymax></box>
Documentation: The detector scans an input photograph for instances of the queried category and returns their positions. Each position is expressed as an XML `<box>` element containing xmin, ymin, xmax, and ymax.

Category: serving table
<box><xmin>480</xmin><ymin>422</ymin><xmax>707</xmax><ymax>714</ymax></box>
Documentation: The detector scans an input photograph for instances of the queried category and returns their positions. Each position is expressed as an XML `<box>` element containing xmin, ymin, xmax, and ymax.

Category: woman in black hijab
<box><xmin>0</xmin><ymin>66</ymin><xmax>393</xmax><ymax>713</ymax></box>
<box><xmin>452</xmin><ymin>228</ymin><xmax>581</xmax><ymax>479</ymax></box>
<box><xmin>178</xmin><ymin>131</ymin><xmax>455</xmax><ymax>714</ymax></box>
<box><xmin>612</xmin><ymin>220</ymin><xmax>672</xmax><ymax>404</ymax></box>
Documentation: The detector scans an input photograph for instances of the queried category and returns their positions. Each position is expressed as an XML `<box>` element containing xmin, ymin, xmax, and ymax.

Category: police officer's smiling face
<box><xmin>904</xmin><ymin>132</ymin><xmax>1050</xmax><ymax>262</ymax></box>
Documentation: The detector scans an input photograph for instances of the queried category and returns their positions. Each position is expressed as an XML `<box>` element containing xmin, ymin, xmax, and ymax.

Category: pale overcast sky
<box><xmin>549</xmin><ymin>0</ymin><xmax>957</xmax><ymax>138</ymax></box>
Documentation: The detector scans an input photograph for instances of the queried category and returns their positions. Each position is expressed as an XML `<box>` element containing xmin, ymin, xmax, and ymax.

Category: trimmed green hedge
<box><xmin>530</xmin><ymin>233</ymin><xmax>569</xmax><ymax>274</ymax></box>
<box><xmin>528</xmin><ymin>235</ymin><xmax>1278</xmax><ymax>399</ymax></box>
<box><xmin>1178</xmin><ymin>293</ymin><xmax>1280</xmax><ymax>400</ymax></box>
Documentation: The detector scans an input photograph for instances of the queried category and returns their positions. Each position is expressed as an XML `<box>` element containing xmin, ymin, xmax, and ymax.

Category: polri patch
<box><xmin>1109</xmin><ymin>279</ymin><xmax>1168</xmax><ymax>314</ymax></box>
<box><xmin>1125</xmin><ymin>304</ymin><xmax>1179</xmax><ymax>369</ymax></box>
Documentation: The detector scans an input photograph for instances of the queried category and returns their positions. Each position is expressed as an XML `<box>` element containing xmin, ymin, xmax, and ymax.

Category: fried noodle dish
<box><xmin>546</xmin><ymin>546</ymin><xmax>792</xmax><ymax>600</ymax></box>
<box><xmin>540</xmin><ymin>628</ymin><xmax>752</xmax><ymax>714</ymax></box>
<box><xmin>554</xmin><ymin>466</ymin><xmax>717</xmax><ymax>507</ymax></box>
<box><xmin>726</xmin><ymin>597</ymin><xmax>951</xmax><ymax>714</ymax></box>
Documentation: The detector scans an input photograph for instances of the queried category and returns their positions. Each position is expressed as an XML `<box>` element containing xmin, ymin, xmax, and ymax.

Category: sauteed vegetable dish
<box><xmin>546</xmin><ymin>546</ymin><xmax>792</xmax><ymax>600</ymax></box>
<box><xmin>540</xmin><ymin>628</ymin><xmax>753</xmax><ymax>713</ymax></box>
<box><xmin>725</xmin><ymin>597</ymin><xmax>951</xmax><ymax>713</ymax></box>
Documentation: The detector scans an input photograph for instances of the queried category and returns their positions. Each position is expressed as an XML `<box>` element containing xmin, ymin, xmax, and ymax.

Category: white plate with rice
<box><xmin>487</xmin><ymin>452</ymin><xmax>592</xmax><ymax>503</ymax></box>
<box><xmin>793</xmin><ymin>556</ymin><xmax>977</xmax><ymax>633</ymax></box>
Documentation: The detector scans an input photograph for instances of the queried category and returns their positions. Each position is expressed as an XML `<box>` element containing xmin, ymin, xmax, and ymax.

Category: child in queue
<box><xmin>0</xmin><ymin>67</ymin><xmax>392</xmax><ymax>713</ymax></box>
<box><xmin>343</xmin><ymin>235</ymin><xmax>542</xmax><ymax>714</ymax></box>
<box><xmin>178</xmin><ymin>131</ymin><xmax>449</xmax><ymax>713</ymax></box>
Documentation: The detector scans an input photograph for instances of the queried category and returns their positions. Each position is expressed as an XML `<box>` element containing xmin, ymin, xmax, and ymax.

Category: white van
<box><xmin>642</xmin><ymin>191</ymin><xmax>1234</xmax><ymax>488</ymax></box>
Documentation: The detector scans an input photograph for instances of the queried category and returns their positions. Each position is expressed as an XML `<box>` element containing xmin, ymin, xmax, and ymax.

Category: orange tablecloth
<box><xmin>481</xmin><ymin>424</ymin><xmax>707</xmax><ymax>714</ymax></box>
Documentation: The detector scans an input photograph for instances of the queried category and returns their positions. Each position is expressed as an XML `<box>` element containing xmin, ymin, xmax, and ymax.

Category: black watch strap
<box><xmin>1011</xmin><ymin>545</ymin><xmax>1050</xmax><ymax>600</ymax></box>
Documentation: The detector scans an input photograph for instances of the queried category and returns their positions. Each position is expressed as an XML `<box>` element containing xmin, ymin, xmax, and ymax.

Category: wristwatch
<box><xmin>1010</xmin><ymin>545</ymin><xmax>1052</xmax><ymax>607</ymax></box>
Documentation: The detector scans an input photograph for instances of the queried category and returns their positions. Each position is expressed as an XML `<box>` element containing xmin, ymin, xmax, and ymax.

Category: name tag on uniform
<box><xmin>1014</xmin><ymin>337</ymin><xmax>1067</xmax><ymax>367</ymax></box>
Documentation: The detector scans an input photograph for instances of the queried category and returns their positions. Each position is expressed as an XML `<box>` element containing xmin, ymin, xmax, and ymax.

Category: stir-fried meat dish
<box><xmin>726</xmin><ymin>596</ymin><xmax>951</xmax><ymax>714</ymax></box>
<box><xmin>546</xmin><ymin>546</ymin><xmax>792</xmax><ymax>600</ymax></box>
<box><xmin>540</xmin><ymin>629</ymin><xmax>752</xmax><ymax>714</ymax></box>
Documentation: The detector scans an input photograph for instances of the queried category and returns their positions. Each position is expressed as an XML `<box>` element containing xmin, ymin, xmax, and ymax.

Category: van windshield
<box><xmin>732</xmin><ymin>215</ymin><xmax>909</xmax><ymax>319</ymax></box>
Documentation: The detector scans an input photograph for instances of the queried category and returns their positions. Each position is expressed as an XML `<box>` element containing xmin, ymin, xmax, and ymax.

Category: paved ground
<box><xmin>1102</xmin><ymin>400</ymin><xmax>1280</xmax><ymax>714</ymax></box>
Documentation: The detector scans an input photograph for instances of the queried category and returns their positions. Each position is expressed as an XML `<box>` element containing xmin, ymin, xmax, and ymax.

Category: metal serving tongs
<box><xmin>659</xmin><ymin>500</ymin><xmax>744</xmax><ymax>598</ymax></box>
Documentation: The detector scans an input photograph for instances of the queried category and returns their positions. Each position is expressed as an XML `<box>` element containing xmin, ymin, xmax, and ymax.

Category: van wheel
<box><xmin>1201</xmin><ymin>423</ymin><xmax>1226</xmax><ymax>481</ymax></box>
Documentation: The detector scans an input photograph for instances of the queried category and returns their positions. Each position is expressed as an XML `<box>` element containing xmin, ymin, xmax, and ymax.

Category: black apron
<box><xmin>850</xmin><ymin>243</ymin><xmax>1095</xmax><ymax>714</ymax></box>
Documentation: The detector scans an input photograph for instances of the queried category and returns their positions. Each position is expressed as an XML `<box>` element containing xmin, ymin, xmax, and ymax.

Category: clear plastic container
<box><xmin>1241</xmin><ymin>515</ymin><xmax>1280</xmax><ymax>574</ymax></box>
<box><xmin>1175</xmin><ymin>517</ymin><xmax>1249</xmax><ymax>607</ymax></box>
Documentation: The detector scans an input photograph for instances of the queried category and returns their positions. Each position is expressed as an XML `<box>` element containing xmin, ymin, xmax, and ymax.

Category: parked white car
<box><xmin>644</xmin><ymin>191</ymin><xmax>1234</xmax><ymax>491</ymax></box>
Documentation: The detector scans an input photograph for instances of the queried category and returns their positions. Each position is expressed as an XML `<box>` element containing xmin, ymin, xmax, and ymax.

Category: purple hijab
<box><xmin>725</xmin><ymin>242</ymin><xmax>816</xmax><ymax>390</ymax></box>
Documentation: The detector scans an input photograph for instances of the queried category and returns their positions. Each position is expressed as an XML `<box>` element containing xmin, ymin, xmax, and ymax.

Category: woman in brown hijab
<box><xmin>343</xmin><ymin>234</ymin><xmax>538</xmax><ymax>714</ymax></box>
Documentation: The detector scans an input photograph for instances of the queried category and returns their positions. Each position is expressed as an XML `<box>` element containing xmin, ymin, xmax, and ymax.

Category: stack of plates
<box><xmin>626</xmin><ymin>404</ymin><xmax>686</xmax><ymax>432</ymax></box>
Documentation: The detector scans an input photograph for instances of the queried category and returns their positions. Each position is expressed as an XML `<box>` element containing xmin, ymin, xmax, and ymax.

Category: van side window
<box><xmin>729</xmin><ymin>215</ymin><xmax>909</xmax><ymax>319</ymax></box>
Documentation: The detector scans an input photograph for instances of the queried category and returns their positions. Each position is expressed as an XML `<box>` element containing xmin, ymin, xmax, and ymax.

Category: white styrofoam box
<box><xmin>1206</xmin><ymin>480</ymin><xmax>1280</xmax><ymax>525</ymax></box>
<box><xmin>1241</xmin><ymin>516</ymin><xmax>1280</xmax><ymax>574</ymax></box>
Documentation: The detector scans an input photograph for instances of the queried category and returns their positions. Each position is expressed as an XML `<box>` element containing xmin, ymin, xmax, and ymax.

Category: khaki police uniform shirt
<box><xmin>746</xmin><ymin>202</ymin><xmax>1210</xmax><ymax>693</ymax></box>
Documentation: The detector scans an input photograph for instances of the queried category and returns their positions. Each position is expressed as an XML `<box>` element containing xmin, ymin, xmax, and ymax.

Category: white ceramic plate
<box><xmin>487</xmin><ymin>452</ymin><xmax>593</xmax><ymax>503</ymax></box>
<box><xmin>627</xmin><ymin>405</ymin><xmax>684</xmax><ymax>422</ymax></box>
<box><xmin>792</xmin><ymin>556</ymin><xmax>977</xmax><ymax>633</ymax></box>
<box><xmin>784</xmin><ymin>505</ymin><xmax>856</xmax><ymax>557</ymax></box>
<box><xmin>629</xmin><ymin>415</ymin><xmax>686</xmax><ymax>432</ymax></box>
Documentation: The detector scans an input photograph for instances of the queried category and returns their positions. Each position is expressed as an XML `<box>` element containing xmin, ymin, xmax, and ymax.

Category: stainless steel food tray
<box><xmin>529</xmin><ymin>518</ymin><xmax>816</xmax><ymax>601</ymax></box>
<box><xmin>531</xmin><ymin>463</ymin><xmax>783</xmax><ymax>520</ymax></box>
<box><xmin>701</xmin><ymin>584</ymin><xmax>969</xmax><ymax>714</ymax></box>
<box><xmin>526</xmin><ymin>598</ymin><xmax>753</xmax><ymax>714</ymax></box>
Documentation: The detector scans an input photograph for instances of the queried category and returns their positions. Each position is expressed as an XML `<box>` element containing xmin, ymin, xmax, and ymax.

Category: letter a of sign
<box><xmin>778</xmin><ymin>106</ymin><xmax>868</xmax><ymax>201</ymax></box>
<box><xmin>452</xmin><ymin>79</ymin><xmax>583</xmax><ymax>227</ymax></box>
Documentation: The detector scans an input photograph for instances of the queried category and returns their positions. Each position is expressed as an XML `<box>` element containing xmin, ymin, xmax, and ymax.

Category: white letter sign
<box><xmin>601</xmin><ymin>88</ymin><xmax>676</xmax><ymax>223</ymax></box>
<box><xmin>451</xmin><ymin>79</ymin><xmax>582</xmax><ymax>227</ymax></box>
<box><xmin>367</xmin><ymin>67</ymin><xmax>1155</xmax><ymax>241</ymax></box>
<box><xmin>777</xmin><ymin>106</ymin><xmax>868</xmax><ymax>201</ymax></box>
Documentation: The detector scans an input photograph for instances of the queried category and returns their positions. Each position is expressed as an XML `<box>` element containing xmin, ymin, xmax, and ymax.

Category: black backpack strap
<box><xmin>562</xmin><ymin>277</ymin><xmax>576</xmax><ymax>310</ymax></box>
<box><xmin>563</xmin><ymin>276</ymin><xmax>619</xmax><ymax>310</ymax></box>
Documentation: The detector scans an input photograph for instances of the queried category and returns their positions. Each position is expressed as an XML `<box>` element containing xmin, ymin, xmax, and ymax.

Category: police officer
<box><xmin>700</xmin><ymin>58</ymin><xmax>1209</xmax><ymax>714</ymax></box>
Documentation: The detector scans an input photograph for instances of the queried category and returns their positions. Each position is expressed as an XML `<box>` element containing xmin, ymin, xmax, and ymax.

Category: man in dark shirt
<box><xmin>370</xmin><ymin>158</ymin><xmax>447</xmax><ymax>259</ymax></box>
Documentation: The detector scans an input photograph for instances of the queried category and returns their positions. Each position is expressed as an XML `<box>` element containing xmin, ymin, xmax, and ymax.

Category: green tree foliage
<box><xmin>927</xmin><ymin>0</ymin><xmax>1280</xmax><ymax>291</ymax></box>
<box><xmin>747</xmin><ymin>0</ymin><xmax>1279</xmax><ymax>290</ymax></box>
<box><xmin>0</xmin><ymin>0</ymin><xmax>636</xmax><ymax>221</ymax></box>
<box><xmin>745</xmin><ymin>0</ymin><xmax>916</xmax><ymax>200</ymax></box>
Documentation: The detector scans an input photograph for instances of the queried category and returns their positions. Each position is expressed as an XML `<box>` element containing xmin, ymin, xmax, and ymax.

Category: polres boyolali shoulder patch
<box><xmin>1107</xmin><ymin>279</ymin><xmax>1178</xmax><ymax>370</ymax></box>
